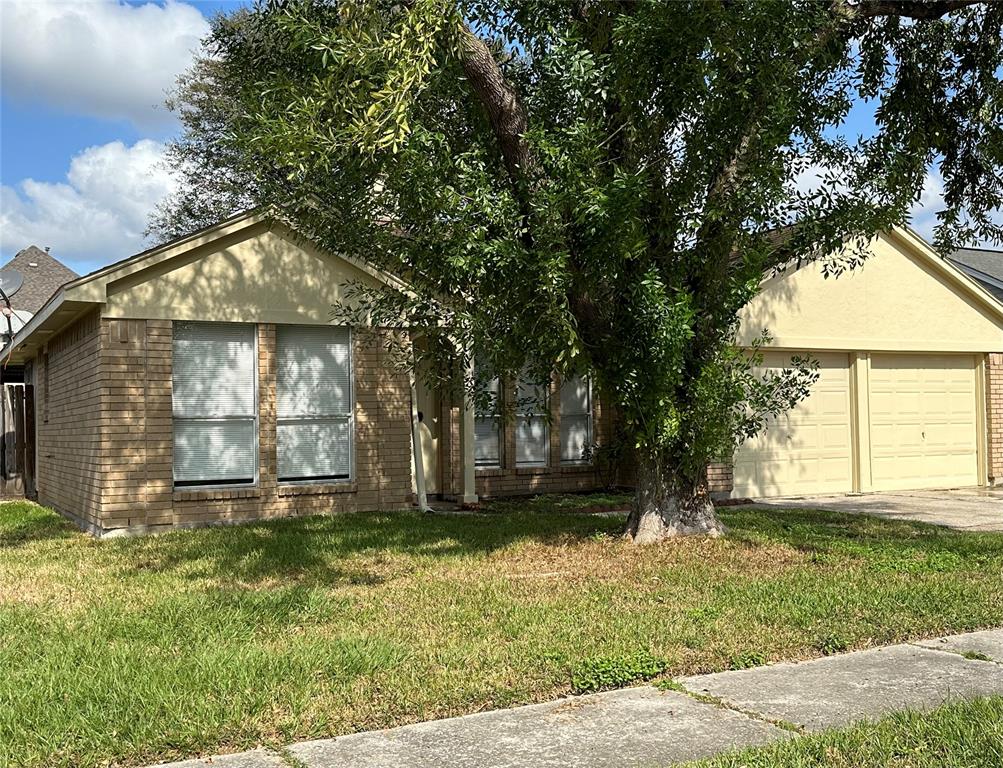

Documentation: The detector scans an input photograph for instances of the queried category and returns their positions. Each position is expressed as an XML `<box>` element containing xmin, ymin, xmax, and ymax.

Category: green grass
<box><xmin>687</xmin><ymin>696</ymin><xmax>1003</xmax><ymax>767</ymax></box>
<box><xmin>1</xmin><ymin>496</ymin><xmax>1002</xmax><ymax>767</ymax></box>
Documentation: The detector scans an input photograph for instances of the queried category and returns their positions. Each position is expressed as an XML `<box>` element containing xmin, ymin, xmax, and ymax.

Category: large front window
<box><xmin>276</xmin><ymin>325</ymin><xmax>353</xmax><ymax>482</ymax></box>
<box><xmin>172</xmin><ymin>322</ymin><xmax>257</xmax><ymax>487</ymax></box>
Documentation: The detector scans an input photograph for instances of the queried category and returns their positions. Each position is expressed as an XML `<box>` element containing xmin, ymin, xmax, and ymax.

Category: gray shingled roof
<box><xmin>948</xmin><ymin>247</ymin><xmax>1003</xmax><ymax>303</ymax></box>
<box><xmin>0</xmin><ymin>246</ymin><xmax>79</xmax><ymax>316</ymax></box>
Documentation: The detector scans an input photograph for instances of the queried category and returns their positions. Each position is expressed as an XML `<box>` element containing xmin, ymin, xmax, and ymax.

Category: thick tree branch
<box><xmin>455</xmin><ymin>25</ymin><xmax>534</xmax><ymax>186</ymax></box>
<box><xmin>842</xmin><ymin>0</ymin><xmax>984</xmax><ymax>20</ymax></box>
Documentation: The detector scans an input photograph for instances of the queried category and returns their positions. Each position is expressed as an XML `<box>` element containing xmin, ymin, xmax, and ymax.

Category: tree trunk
<box><xmin>625</xmin><ymin>452</ymin><xmax>725</xmax><ymax>544</ymax></box>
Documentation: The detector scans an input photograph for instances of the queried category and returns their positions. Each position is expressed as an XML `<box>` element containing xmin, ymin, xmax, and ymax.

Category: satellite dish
<box><xmin>7</xmin><ymin>310</ymin><xmax>32</xmax><ymax>333</ymax></box>
<box><xmin>0</xmin><ymin>269</ymin><xmax>24</xmax><ymax>298</ymax></box>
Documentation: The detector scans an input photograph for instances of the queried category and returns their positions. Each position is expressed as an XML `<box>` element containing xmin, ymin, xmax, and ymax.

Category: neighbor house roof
<box><xmin>0</xmin><ymin>246</ymin><xmax>78</xmax><ymax>316</ymax></box>
<box><xmin>948</xmin><ymin>247</ymin><xmax>1003</xmax><ymax>303</ymax></box>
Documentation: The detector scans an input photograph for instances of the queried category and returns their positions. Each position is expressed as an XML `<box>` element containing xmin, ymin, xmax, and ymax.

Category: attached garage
<box><xmin>733</xmin><ymin>228</ymin><xmax>1002</xmax><ymax>498</ymax></box>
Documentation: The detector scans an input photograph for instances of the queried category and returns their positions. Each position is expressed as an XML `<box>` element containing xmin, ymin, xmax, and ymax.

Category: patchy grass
<box><xmin>687</xmin><ymin>696</ymin><xmax>1003</xmax><ymax>767</ymax></box>
<box><xmin>1</xmin><ymin>496</ymin><xmax>1002</xmax><ymax>768</ymax></box>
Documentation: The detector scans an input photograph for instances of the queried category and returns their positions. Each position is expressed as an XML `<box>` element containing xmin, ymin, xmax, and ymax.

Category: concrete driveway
<box><xmin>752</xmin><ymin>487</ymin><xmax>1003</xmax><ymax>532</ymax></box>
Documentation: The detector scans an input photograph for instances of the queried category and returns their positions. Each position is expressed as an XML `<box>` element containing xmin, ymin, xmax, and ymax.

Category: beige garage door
<box><xmin>733</xmin><ymin>352</ymin><xmax>854</xmax><ymax>498</ymax></box>
<box><xmin>868</xmin><ymin>354</ymin><xmax>979</xmax><ymax>491</ymax></box>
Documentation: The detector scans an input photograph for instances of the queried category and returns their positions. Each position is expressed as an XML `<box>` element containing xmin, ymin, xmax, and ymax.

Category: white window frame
<box><xmin>172</xmin><ymin>321</ymin><xmax>259</xmax><ymax>490</ymax></box>
<box><xmin>515</xmin><ymin>371</ymin><xmax>549</xmax><ymax>467</ymax></box>
<box><xmin>560</xmin><ymin>374</ymin><xmax>593</xmax><ymax>465</ymax></box>
<box><xmin>474</xmin><ymin>372</ymin><xmax>502</xmax><ymax>469</ymax></box>
<box><xmin>276</xmin><ymin>325</ymin><xmax>355</xmax><ymax>486</ymax></box>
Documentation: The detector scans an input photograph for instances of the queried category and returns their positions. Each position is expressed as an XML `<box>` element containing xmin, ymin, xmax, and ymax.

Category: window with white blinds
<box><xmin>173</xmin><ymin>322</ymin><xmax>257</xmax><ymax>486</ymax></box>
<box><xmin>474</xmin><ymin>371</ymin><xmax>501</xmax><ymax>467</ymax></box>
<box><xmin>560</xmin><ymin>375</ymin><xmax>592</xmax><ymax>463</ymax></box>
<box><xmin>276</xmin><ymin>325</ymin><xmax>353</xmax><ymax>482</ymax></box>
<box><xmin>515</xmin><ymin>372</ymin><xmax>549</xmax><ymax>466</ymax></box>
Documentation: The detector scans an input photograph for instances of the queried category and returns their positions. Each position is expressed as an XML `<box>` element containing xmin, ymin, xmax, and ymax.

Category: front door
<box><xmin>415</xmin><ymin>374</ymin><xmax>441</xmax><ymax>496</ymax></box>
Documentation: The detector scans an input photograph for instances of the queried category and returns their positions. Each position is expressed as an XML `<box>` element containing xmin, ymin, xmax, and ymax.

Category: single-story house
<box><xmin>3</xmin><ymin>212</ymin><xmax>1001</xmax><ymax>535</ymax></box>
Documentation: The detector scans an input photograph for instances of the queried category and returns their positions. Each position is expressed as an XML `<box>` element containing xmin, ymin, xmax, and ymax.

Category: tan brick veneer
<box><xmin>35</xmin><ymin>311</ymin><xmax>104</xmax><ymax>527</ymax></box>
<box><xmin>36</xmin><ymin>316</ymin><xmax>413</xmax><ymax>534</ymax></box>
<box><xmin>987</xmin><ymin>353</ymin><xmax>1003</xmax><ymax>486</ymax></box>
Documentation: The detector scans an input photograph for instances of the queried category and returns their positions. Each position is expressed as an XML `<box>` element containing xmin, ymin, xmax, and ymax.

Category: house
<box><xmin>0</xmin><ymin>246</ymin><xmax>78</xmax><ymax>496</ymax></box>
<box><xmin>3</xmin><ymin>213</ymin><xmax>1000</xmax><ymax>535</ymax></box>
<box><xmin>1</xmin><ymin>212</ymin><xmax>628</xmax><ymax>535</ymax></box>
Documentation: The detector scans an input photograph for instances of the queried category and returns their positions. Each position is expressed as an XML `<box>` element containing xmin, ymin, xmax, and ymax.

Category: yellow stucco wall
<box><xmin>81</xmin><ymin>221</ymin><xmax>389</xmax><ymax>325</ymax></box>
<box><xmin>738</xmin><ymin>230</ymin><xmax>1003</xmax><ymax>353</ymax></box>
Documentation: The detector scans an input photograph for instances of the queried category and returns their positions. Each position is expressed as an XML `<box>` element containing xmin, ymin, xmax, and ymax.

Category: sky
<box><xmin>0</xmin><ymin>0</ymin><xmax>251</xmax><ymax>275</ymax></box>
<box><xmin>0</xmin><ymin>0</ymin><xmax>990</xmax><ymax>278</ymax></box>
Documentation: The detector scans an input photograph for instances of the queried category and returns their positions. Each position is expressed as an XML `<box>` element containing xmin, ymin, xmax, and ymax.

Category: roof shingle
<box><xmin>0</xmin><ymin>246</ymin><xmax>79</xmax><ymax>316</ymax></box>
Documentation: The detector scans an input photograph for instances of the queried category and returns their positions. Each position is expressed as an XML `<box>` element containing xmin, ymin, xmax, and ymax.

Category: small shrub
<box><xmin>571</xmin><ymin>651</ymin><xmax>667</xmax><ymax>694</ymax></box>
<box><xmin>728</xmin><ymin>651</ymin><xmax>767</xmax><ymax>670</ymax></box>
<box><xmin>816</xmin><ymin>633</ymin><xmax>849</xmax><ymax>655</ymax></box>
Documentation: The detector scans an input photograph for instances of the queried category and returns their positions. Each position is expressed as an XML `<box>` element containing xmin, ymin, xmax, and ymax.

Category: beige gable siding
<box><xmin>99</xmin><ymin>223</ymin><xmax>389</xmax><ymax>326</ymax></box>
<box><xmin>738</xmin><ymin>230</ymin><xmax>1003</xmax><ymax>352</ymax></box>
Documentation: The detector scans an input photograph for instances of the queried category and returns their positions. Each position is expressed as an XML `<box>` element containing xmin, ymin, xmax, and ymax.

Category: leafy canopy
<box><xmin>155</xmin><ymin>0</ymin><xmax>1002</xmax><ymax>488</ymax></box>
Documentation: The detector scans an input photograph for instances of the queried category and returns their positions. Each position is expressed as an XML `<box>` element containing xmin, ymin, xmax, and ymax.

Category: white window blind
<box><xmin>560</xmin><ymin>375</ymin><xmax>592</xmax><ymax>463</ymax></box>
<box><xmin>276</xmin><ymin>325</ymin><xmax>353</xmax><ymax>481</ymax></box>
<box><xmin>173</xmin><ymin>322</ymin><xmax>257</xmax><ymax>485</ymax></box>
<box><xmin>515</xmin><ymin>372</ymin><xmax>549</xmax><ymax>466</ymax></box>
<box><xmin>474</xmin><ymin>371</ymin><xmax>501</xmax><ymax>467</ymax></box>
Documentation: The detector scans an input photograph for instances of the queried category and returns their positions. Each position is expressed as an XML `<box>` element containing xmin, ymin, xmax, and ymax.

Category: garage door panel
<box><xmin>733</xmin><ymin>352</ymin><xmax>853</xmax><ymax>497</ymax></box>
<box><xmin>868</xmin><ymin>353</ymin><xmax>978</xmax><ymax>491</ymax></box>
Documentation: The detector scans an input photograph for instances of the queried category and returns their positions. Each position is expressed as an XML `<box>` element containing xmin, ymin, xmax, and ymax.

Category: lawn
<box><xmin>2</xmin><ymin>495</ymin><xmax>1002</xmax><ymax>768</ymax></box>
<box><xmin>689</xmin><ymin>695</ymin><xmax>1003</xmax><ymax>768</ymax></box>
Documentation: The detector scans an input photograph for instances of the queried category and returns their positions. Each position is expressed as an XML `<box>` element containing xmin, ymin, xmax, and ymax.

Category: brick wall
<box><xmin>987</xmin><ymin>353</ymin><xmax>1003</xmax><ymax>485</ymax></box>
<box><xmin>37</xmin><ymin>319</ymin><xmax>414</xmax><ymax>534</ymax></box>
<box><xmin>35</xmin><ymin>310</ymin><xmax>104</xmax><ymax>528</ymax></box>
<box><xmin>706</xmin><ymin>462</ymin><xmax>734</xmax><ymax>497</ymax></box>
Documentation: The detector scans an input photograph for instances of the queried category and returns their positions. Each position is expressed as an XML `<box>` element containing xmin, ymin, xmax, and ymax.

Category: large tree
<box><xmin>155</xmin><ymin>0</ymin><xmax>1003</xmax><ymax>542</ymax></box>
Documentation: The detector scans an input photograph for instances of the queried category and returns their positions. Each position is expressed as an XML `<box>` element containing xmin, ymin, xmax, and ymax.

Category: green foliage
<box><xmin>815</xmin><ymin>632</ymin><xmax>850</xmax><ymax>656</ymax></box>
<box><xmin>570</xmin><ymin>651</ymin><xmax>668</xmax><ymax>694</ymax></box>
<box><xmin>728</xmin><ymin>650</ymin><xmax>768</xmax><ymax>670</ymax></box>
<box><xmin>154</xmin><ymin>0</ymin><xmax>1003</xmax><ymax>504</ymax></box>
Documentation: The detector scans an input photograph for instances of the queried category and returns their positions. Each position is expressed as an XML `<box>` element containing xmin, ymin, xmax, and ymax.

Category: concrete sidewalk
<box><xmin>150</xmin><ymin>629</ymin><xmax>1003</xmax><ymax>768</ymax></box>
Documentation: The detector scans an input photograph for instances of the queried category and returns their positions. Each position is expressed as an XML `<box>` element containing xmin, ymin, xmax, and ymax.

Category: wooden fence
<box><xmin>1</xmin><ymin>384</ymin><xmax>35</xmax><ymax>499</ymax></box>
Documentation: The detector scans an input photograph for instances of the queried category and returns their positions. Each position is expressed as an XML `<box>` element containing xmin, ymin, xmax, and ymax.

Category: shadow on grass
<box><xmin>111</xmin><ymin>503</ymin><xmax>629</xmax><ymax>589</ymax></box>
<box><xmin>0</xmin><ymin>502</ymin><xmax>79</xmax><ymax>547</ymax></box>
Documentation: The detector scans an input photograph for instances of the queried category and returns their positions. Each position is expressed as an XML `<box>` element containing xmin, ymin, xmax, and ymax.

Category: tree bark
<box><xmin>624</xmin><ymin>452</ymin><xmax>726</xmax><ymax>544</ymax></box>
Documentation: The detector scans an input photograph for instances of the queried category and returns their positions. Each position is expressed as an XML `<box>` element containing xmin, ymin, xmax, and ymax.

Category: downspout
<box><xmin>409</xmin><ymin>346</ymin><xmax>431</xmax><ymax>513</ymax></box>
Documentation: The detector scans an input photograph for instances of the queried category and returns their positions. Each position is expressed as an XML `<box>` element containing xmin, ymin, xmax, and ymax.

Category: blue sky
<box><xmin>0</xmin><ymin>0</ymin><xmax>251</xmax><ymax>275</ymax></box>
<box><xmin>0</xmin><ymin>1</ymin><xmax>982</xmax><ymax>278</ymax></box>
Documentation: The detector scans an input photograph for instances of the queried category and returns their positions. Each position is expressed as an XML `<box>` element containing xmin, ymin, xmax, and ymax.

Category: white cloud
<box><xmin>0</xmin><ymin>0</ymin><xmax>208</xmax><ymax>128</ymax></box>
<box><xmin>907</xmin><ymin>170</ymin><xmax>944</xmax><ymax>242</ymax></box>
<box><xmin>0</xmin><ymin>139</ymin><xmax>176</xmax><ymax>273</ymax></box>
